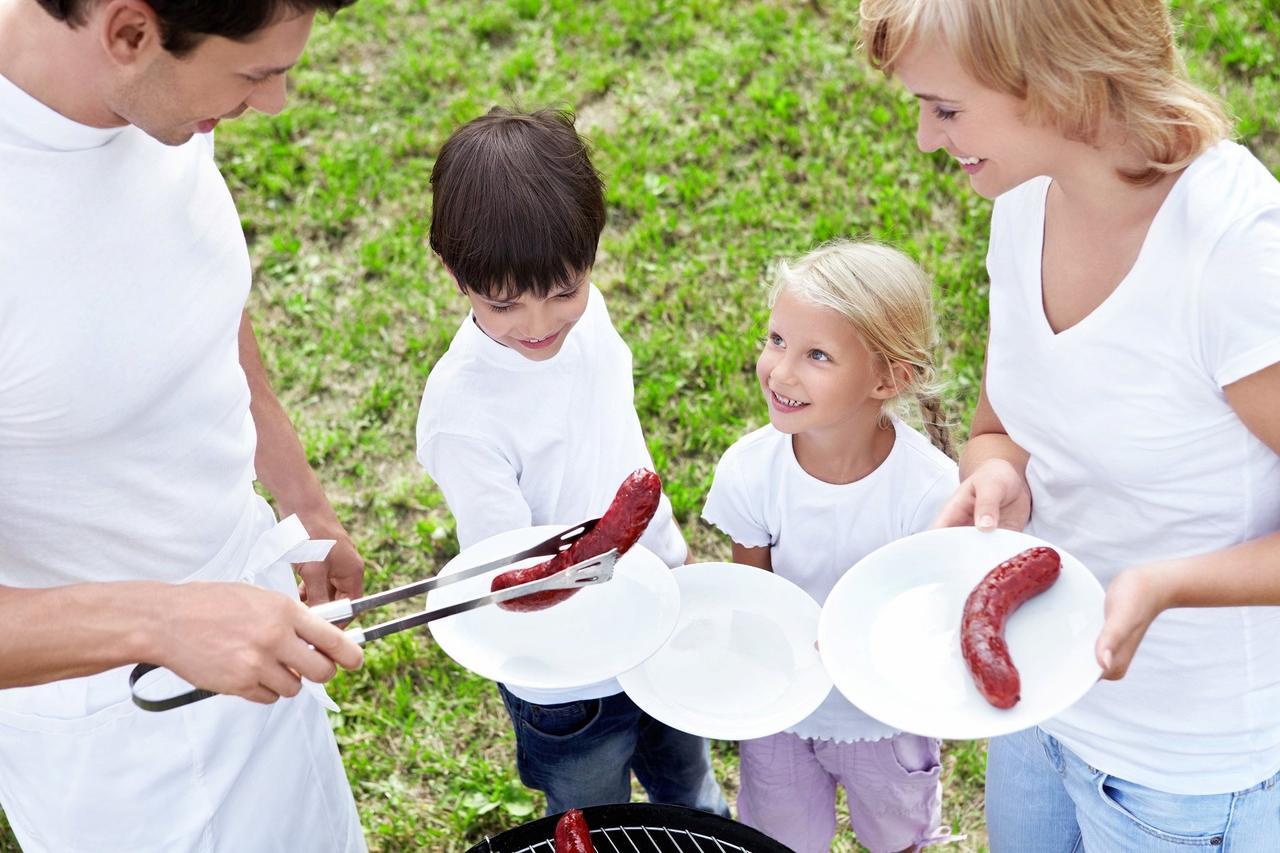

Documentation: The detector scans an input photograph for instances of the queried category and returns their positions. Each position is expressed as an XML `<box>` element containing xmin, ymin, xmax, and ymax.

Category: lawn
<box><xmin>4</xmin><ymin>1</ymin><xmax>1277</xmax><ymax>850</ymax></box>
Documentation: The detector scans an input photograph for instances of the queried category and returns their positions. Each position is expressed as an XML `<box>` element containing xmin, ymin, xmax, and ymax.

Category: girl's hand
<box><xmin>932</xmin><ymin>458</ymin><xmax>1032</xmax><ymax>531</ymax></box>
<box><xmin>1095</xmin><ymin>564</ymin><xmax>1173</xmax><ymax>680</ymax></box>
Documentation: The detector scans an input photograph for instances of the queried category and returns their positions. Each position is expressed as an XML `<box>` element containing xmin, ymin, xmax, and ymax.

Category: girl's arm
<box><xmin>732</xmin><ymin>542</ymin><xmax>772</xmax><ymax>571</ymax></box>
<box><xmin>1098</xmin><ymin>361</ymin><xmax>1280</xmax><ymax>679</ymax></box>
<box><xmin>933</xmin><ymin>357</ymin><xmax>1033</xmax><ymax>531</ymax></box>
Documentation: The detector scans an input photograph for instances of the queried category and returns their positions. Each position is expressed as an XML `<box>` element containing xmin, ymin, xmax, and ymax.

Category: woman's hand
<box><xmin>933</xmin><ymin>458</ymin><xmax>1032</xmax><ymax>531</ymax></box>
<box><xmin>1095</xmin><ymin>564</ymin><xmax>1173</xmax><ymax>680</ymax></box>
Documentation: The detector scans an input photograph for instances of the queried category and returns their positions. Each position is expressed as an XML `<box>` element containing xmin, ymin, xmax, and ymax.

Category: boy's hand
<box><xmin>294</xmin><ymin>510</ymin><xmax>364</xmax><ymax>606</ymax></box>
<box><xmin>932</xmin><ymin>458</ymin><xmax>1032</xmax><ymax>532</ymax></box>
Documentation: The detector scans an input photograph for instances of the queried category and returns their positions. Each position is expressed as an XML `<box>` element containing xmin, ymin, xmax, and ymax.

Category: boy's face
<box><xmin>464</xmin><ymin>272</ymin><xmax>591</xmax><ymax>362</ymax></box>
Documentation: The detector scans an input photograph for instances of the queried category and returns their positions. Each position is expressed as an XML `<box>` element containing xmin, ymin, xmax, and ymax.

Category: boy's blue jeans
<box><xmin>986</xmin><ymin>726</ymin><xmax>1280</xmax><ymax>852</ymax></box>
<box><xmin>498</xmin><ymin>685</ymin><xmax>730</xmax><ymax>817</ymax></box>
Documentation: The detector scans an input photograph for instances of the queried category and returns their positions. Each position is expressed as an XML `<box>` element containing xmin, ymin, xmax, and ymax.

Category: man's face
<box><xmin>112</xmin><ymin>10</ymin><xmax>316</xmax><ymax>146</ymax></box>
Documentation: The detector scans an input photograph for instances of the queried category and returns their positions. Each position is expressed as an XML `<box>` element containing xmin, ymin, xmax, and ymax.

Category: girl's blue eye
<box><xmin>932</xmin><ymin>105</ymin><xmax>958</xmax><ymax>121</ymax></box>
<box><xmin>809</xmin><ymin>349</ymin><xmax>831</xmax><ymax>362</ymax></box>
<box><xmin>767</xmin><ymin>332</ymin><xmax>784</xmax><ymax>347</ymax></box>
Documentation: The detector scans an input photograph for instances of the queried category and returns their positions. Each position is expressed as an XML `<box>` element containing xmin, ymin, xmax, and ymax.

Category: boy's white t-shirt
<box><xmin>985</xmin><ymin>141</ymin><xmax>1280</xmax><ymax>795</ymax></box>
<box><xmin>0</xmin><ymin>72</ymin><xmax>259</xmax><ymax>588</ymax></box>
<box><xmin>702</xmin><ymin>419</ymin><xmax>957</xmax><ymax>742</ymax></box>
<box><xmin>417</xmin><ymin>284</ymin><xmax>687</xmax><ymax>705</ymax></box>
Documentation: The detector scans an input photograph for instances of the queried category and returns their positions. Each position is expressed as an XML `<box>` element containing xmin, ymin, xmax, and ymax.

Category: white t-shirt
<box><xmin>0</xmin><ymin>72</ymin><xmax>259</xmax><ymax>588</ymax></box>
<box><xmin>702</xmin><ymin>419</ymin><xmax>957</xmax><ymax>742</ymax></box>
<box><xmin>986</xmin><ymin>141</ymin><xmax>1280</xmax><ymax>795</ymax></box>
<box><xmin>417</xmin><ymin>284</ymin><xmax>687</xmax><ymax>704</ymax></box>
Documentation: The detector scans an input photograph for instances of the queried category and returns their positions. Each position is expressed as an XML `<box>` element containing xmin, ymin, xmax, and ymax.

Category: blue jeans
<box><xmin>498</xmin><ymin>685</ymin><xmax>730</xmax><ymax>817</ymax></box>
<box><xmin>986</xmin><ymin>726</ymin><xmax>1280</xmax><ymax>852</ymax></box>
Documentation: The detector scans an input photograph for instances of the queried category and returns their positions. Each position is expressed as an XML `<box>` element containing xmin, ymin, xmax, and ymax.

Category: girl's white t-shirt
<box><xmin>702</xmin><ymin>419</ymin><xmax>957</xmax><ymax>742</ymax></box>
<box><xmin>417</xmin><ymin>284</ymin><xmax>686</xmax><ymax>705</ymax></box>
<box><xmin>986</xmin><ymin>141</ymin><xmax>1280</xmax><ymax>795</ymax></box>
<box><xmin>0</xmin><ymin>72</ymin><xmax>259</xmax><ymax>588</ymax></box>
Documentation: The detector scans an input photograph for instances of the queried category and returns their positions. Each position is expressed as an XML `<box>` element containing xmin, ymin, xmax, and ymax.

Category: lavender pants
<box><xmin>738</xmin><ymin>731</ymin><xmax>949</xmax><ymax>853</ymax></box>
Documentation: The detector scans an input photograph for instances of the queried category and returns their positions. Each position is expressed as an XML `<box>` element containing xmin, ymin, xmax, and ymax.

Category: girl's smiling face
<box><xmin>893</xmin><ymin>38</ymin><xmax>1065</xmax><ymax>199</ymax></box>
<box><xmin>465</xmin><ymin>273</ymin><xmax>590</xmax><ymax>361</ymax></box>
<box><xmin>756</xmin><ymin>288</ymin><xmax>893</xmax><ymax>436</ymax></box>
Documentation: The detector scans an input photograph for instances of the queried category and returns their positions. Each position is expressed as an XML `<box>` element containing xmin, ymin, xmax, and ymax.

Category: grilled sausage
<box><xmin>960</xmin><ymin>546</ymin><xmax>1061</xmax><ymax>709</ymax></box>
<box><xmin>490</xmin><ymin>469</ymin><xmax>663</xmax><ymax>612</ymax></box>
<box><xmin>554</xmin><ymin>807</ymin><xmax>595</xmax><ymax>853</ymax></box>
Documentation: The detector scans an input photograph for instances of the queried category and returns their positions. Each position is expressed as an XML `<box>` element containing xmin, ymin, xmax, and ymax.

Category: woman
<box><xmin>858</xmin><ymin>1</ymin><xmax>1280</xmax><ymax>849</ymax></box>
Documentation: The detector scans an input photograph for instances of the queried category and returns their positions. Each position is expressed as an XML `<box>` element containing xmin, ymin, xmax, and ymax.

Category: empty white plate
<box><xmin>618</xmin><ymin>562</ymin><xmax>832</xmax><ymax>740</ymax></box>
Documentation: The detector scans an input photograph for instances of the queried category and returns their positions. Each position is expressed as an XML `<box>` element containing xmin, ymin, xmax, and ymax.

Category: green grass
<box><xmin>3</xmin><ymin>1</ymin><xmax>1276</xmax><ymax>851</ymax></box>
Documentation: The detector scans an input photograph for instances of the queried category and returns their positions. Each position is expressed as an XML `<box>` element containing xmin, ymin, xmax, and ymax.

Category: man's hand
<box><xmin>157</xmin><ymin>582</ymin><xmax>363</xmax><ymax>704</ymax></box>
<box><xmin>294</xmin><ymin>511</ymin><xmax>364</xmax><ymax>605</ymax></box>
<box><xmin>932</xmin><ymin>457</ymin><xmax>1032</xmax><ymax>531</ymax></box>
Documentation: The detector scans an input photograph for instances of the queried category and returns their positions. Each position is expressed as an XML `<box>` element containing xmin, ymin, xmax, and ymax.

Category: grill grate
<box><xmin>500</xmin><ymin>824</ymin><xmax>752</xmax><ymax>853</ymax></box>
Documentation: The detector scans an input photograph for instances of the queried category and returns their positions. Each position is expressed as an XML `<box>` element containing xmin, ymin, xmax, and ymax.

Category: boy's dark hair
<box><xmin>430</xmin><ymin>107</ymin><xmax>606</xmax><ymax>300</ymax></box>
<box><xmin>35</xmin><ymin>1</ymin><xmax>356</xmax><ymax>56</ymax></box>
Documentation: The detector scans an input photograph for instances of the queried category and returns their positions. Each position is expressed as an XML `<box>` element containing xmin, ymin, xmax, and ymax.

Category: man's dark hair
<box><xmin>429</xmin><ymin>107</ymin><xmax>607</xmax><ymax>300</ymax></box>
<box><xmin>35</xmin><ymin>1</ymin><xmax>356</xmax><ymax>55</ymax></box>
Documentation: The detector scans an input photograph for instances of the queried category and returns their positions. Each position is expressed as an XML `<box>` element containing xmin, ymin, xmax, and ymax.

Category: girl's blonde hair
<box><xmin>858</xmin><ymin>0</ymin><xmax>1231</xmax><ymax>186</ymax></box>
<box><xmin>770</xmin><ymin>240</ymin><xmax>954</xmax><ymax>458</ymax></box>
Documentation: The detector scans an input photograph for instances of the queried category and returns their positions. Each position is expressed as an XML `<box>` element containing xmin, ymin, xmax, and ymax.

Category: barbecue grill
<box><xmin>467</xmin><ymin>803</ymin><xmax>793</xmax><ymax>853</ymax></box>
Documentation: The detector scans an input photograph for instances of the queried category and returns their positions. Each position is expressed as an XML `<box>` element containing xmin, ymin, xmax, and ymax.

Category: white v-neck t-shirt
<box><xmin>417</xmin><ymin>284</ymin><xmax>686</xmax><ymax>705</ymax></box>
<box><xmin>702</xmin><ymin>419</ymin><xmax>957</xmax><ymax>742</ymax></box>
<box><xmin>986</xmin><ymin>141</ymin><xmax>1280</xmax><ymax>795</ymax></box>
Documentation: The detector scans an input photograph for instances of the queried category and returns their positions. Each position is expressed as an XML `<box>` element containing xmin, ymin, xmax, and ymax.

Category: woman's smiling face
<box><xmin>893</xmin><ymin>37</ymin><xmax>1065</xmax><ymax>199</ymax></box>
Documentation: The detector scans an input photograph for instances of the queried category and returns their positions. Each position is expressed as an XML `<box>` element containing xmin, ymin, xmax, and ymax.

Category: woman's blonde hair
<box><xmin>769</xmin><ymin>240</ymin><xmax>954</xmax><ymax>458</ymax></box>
<box><xmin>858</xmin><ymin>0</ymin><xmax>1231</xmax><ymax>185</ymax></box>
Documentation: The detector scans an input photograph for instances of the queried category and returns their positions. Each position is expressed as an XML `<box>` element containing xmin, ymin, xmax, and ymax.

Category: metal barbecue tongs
<box><xmin>129</xmin><ymin>519</ymin><xmax>615</xmax><ymax>712</ymax></box>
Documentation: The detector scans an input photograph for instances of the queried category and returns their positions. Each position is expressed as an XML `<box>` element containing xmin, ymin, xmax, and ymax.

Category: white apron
<box><xmin>0</xmin><ymin>497</ymin><xmax>366</xmax><ymax>852</ymax></box>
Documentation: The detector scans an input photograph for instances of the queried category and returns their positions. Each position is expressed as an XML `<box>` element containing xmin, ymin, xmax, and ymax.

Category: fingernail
<box><xmin>978</xmin><ymin>515</ymin><xmax>995</xmax><ymax>530</ymax></box>
<box><xmin>1101</xmin><ymin>649</ymin><xmax>1113</xmax><ymax>670</ymax></box>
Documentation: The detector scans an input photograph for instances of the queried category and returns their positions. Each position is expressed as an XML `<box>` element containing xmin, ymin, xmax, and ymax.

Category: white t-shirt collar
<box><xmin>0</xmin><ymin>70</ymin><xmax>126</xmax><ymax>151</ymax></box>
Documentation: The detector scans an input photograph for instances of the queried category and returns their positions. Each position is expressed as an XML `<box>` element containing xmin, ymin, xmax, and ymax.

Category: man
<box><xmin>0</xmin><ymin>1</ymin><xmax>368</xmax><ymax>849</ymax></box>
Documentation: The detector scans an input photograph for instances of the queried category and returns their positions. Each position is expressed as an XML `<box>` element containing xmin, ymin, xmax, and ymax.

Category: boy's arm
<box><xmin>420</xmin><ymin>432</ymin><xmax>533</xmax><ymax>550</ymax></box>
<box><xmin>731</xmin><ymin>543</ymin><xmax>772</xmax><ymax>571</ymax></box>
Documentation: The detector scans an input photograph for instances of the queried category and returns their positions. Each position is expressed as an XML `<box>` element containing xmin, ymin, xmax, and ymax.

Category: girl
<box><xmin>702</xmin><ymin>240</ymin><xmax>958</xmax><ymax>853</ymax></box>
<box><xmin>859</xmin><ymin>1</ymin><xmax>1280</xmax><ymax>850</ymax></box>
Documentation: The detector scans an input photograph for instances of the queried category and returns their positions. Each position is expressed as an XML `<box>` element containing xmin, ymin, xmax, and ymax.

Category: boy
<box><xmin>417</xmin><ymin>107</ymin><xmax>728</xmax><ymax>817</ymax></box>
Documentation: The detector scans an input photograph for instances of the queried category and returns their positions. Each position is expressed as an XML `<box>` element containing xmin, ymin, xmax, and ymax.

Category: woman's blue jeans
<box><xmin>986</xmin><ymin>726</ymin><xmax>1280</xmax><ymax>852</ymax></box>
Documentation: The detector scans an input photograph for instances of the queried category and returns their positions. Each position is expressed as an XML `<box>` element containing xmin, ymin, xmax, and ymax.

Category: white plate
<box><xmin>819</xmin><ymin>527</ymin><xmax>1104</xmax><ymax>740</ymax></box>
<box><xmin>617</xmin><ymin>562</ymin><xmax>832</xmax><ymax>740</ymax></box>
<box><xmin>427</xmin><ymin>526</ymin><xmax>680</xmax><ymax>690</ymax></box>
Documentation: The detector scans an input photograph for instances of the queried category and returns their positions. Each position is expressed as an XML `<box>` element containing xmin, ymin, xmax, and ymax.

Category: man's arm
<box><xmin>239</xmin><ymin>311</ymin><xmax>364</xmax><ymax>604</ymax></box>
<box><xmin>0</xmin><ymin>580</ymin><xmax>362</xmax><ymax>699</ymax></box>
